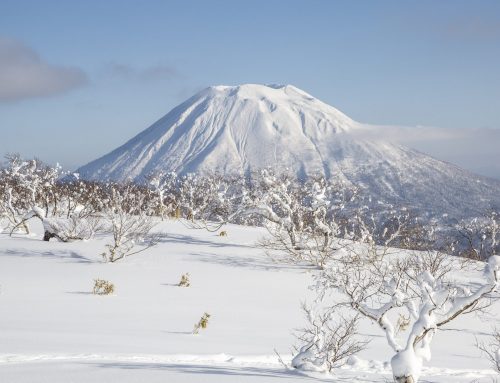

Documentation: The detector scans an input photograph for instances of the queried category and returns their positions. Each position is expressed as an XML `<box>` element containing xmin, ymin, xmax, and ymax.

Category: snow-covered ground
<box><xmin>0</xmin><ymin>220</ymin><xmax>498</xmax><ymax>382</ymax></box>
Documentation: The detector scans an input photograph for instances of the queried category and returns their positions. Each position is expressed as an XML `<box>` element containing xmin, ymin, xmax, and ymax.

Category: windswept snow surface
<box><xmin>77</xmin><ymin>84</ymin><xmax>500</xmax><ymax>219</ymax></box>
<box><xmin>0</xmin><ymin>220</ymin><xmax>499</xmax><ymax>382</ymax></box>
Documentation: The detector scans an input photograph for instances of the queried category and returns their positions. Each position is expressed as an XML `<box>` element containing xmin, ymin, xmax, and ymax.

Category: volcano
<box><xmin>77</xmin><ymin>84</ymin><xmax>500</xmax><ymax>219</ymax></box>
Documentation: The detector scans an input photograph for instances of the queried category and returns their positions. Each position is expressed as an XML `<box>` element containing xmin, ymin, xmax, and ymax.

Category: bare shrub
<box><xmin>178</xmin><ymin>273</ymin><xmax>190</xmax><ymax>287</ymax></box>
<box><xmin>193</xmin><ymin>312</ymin><xmax>211</xmax><ymax>334</ymax></box>
<box><xmin>103</xmin><ymin>213</ymin><xmax>159</xmax><ymax>262</ymax></box>
<box><xmin>42</xmin><ymin>215</ymin><xmax>104</xmax><ymax>242</ymax></box>
<box><xmin>102</xmin><ymin>185</ymin><xmax>161</xmax><ymax>263</ymax></box>
<box><xmin>455</xmin><ymin>212</ymin><xmax>499</xmax><ymax>261</ymax></box>
<box><xmin>93</xmin><ymin>279</ymin><xmax>114</xmax><ymax>295</ymax></box>
<box><xmin>292</xmin><ymin>303</ymin><xmax>368</xmax><ymax>372</ymax></box>
<box><xmin>476</xmin><ymin>328</ymin><xmax>500</xmax><ymax>374</ymax></box>
<box><xmin>253</xmin><ymin>172</ymin><xmax>357</xmax><ymax>269</ymax></box>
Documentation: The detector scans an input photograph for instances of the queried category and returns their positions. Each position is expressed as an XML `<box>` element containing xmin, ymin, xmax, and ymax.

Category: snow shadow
<box><xmin>65</xmin><ymin>291</ymin><xmax>93</xmax><ymax>295</ymax></box>
<box><xmin>2</xmin><ymin>248</ymin><xmax>93</xmax><ymax>264</ymax></box>
<box><xmin>162</xmin><ymin>330</ymin><xmax>193</xmax><ymax>335</ymax></box>
<box><xmin>88</xmin><ymin>361</ymin><xmax>333</xmax><ymax>381</ymax></box>
<box><xmin>190</xmin><ymin>251</ymin><xmax>310</xmax><ymax>272</ymax></box>
<box><xmin>440</xmin><ymin>327</ymin><xmax>492</xmax><ymax>337</ymax></box>
<box><xmin>159</xmin><ymin>233</ymin><xmax>253</xmax><ymax>250</ymax></box>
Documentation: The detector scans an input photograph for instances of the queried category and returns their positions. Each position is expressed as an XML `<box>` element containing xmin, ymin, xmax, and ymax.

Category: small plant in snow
<box><xmin>193</xmin><ymin>312</ymin><xmax>210</xmax><ymax>334</ymax></box>
<box><xmin>178</xmin><ymin>273</ymin><xmax>190</xmax><ymax>287</ymax></box>
<box><xmin>93</xmin><ymin>279</ymin><xmax>114</xmax><ymax>295</ymax></box>
<box><xmin>291</xmin><ymin>303</ymin><xmax>368</xmax><ymax>372</ymax></box>
<box><xmin>219</xmin><ymin>230</ymin><xmax>227</xmax><ymax>237</ymax></box>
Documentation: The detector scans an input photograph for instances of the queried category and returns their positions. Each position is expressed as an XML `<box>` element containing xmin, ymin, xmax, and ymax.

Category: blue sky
<box><xmin>1</xmin><ymin>0</ymin><xmax>499</xmax><ymax>177</ymax></box>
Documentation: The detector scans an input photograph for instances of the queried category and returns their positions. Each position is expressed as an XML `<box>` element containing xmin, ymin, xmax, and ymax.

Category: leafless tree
<box><xmin>253</xmin><ymin>172</ymin><xmax>358</xmax><ymax>269</ymax></box>
<box><xmin>102</xmin><ymin>184</ymin><xmax>161</xmax><ymax>262</ymax></box>
<box><xmin>456</xmin><ymin>212</ymin><xmax>499</xmax><ymax>261</ymax></box>
<box><xmin>147</xmin><ymin>170</ymin><xmax>179</xmax><ymax>220</ymax></box>
<box><xmin>292</xmin><ymin>303</ymin><xmax>368</xmax><ymax>372</ymax></box>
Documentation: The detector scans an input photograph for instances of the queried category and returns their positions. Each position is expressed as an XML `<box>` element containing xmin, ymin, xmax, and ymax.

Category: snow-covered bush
<box><xmin>316</xmin><ymin>244</ymin><xmax>499</xmax><ymax>383</ymax></box>
<box><xmin>57</xmin><ymin>174</ymin><xmax>108</xmax><ymax>219</ymax></box>
<box><xmin>177</xmin><ymin>172</ymin><xmax>245</xmax><ymax>223</ymax></box>
<box><xmin>0</xmin><ymin>155</ymin><xmax>60</xmax><ymax>234</ymax></box>
<box><xmin>250</xmin><ymin>171</ymin><xmax>357</xmax><ymax>268</ymax></box>
<box><xmin>146</xmin><ymin>171</ymin><xmax>249</xmax><ymax>227</ymax></box>
<box><xmin>294</xmin><ymin>177</ymin><xmax>357</xmax><ymax>268</ymax></box>
<box><xmin>246</xmin><ymin>170</ymin><xmax>305</xmax><ymax>250</ymax></box>
<box><xmin>455</xmin><ymin>212</ymin><xmax>499</xmax><ymax>261</ymax></box>
<box><xmin>0</xmin><ymin>156</ymin><xmax>108</xmax><ymax>240</ymax></box>
<box><xmin>42</xmin><ymin>215</ymin><xmax>104</xmax><ymax>242</ymax></box>
<box><xmin>147</xmin><ymin>170</ymin><xmax>179</xmax><ymax>220</ymax></box>
<box><xmin>177</xmin><ymin>173</ymin><xmax>222</xmax><ymax>221</ymax></box>
<box><xmin>292</xmin><ymin>303</ymin><xmax>367</xmax><ymax>372</ymax></box>
<box><xmin>102</xmin><ymin>184</ymin><xmax>160</xmax><ymax>262</ymax></box>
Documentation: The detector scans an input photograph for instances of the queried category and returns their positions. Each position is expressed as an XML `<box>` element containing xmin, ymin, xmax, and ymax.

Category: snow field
<box><xmin>0</xmin><ymin>220</ymin><xmax>498</xmax><ymax>382</ymax></box>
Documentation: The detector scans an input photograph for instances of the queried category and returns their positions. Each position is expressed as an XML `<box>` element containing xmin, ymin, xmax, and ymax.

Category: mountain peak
<box><xmin>201</xmin><ymin>83</ymin><xmax>322</xmax><ymax>104</ymax></box>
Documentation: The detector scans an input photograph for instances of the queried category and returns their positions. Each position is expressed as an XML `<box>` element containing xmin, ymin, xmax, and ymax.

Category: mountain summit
<box><xmin>77</xmin><ymin>84</ymin><xmax>500</xmax><ymax>219</ymax></box>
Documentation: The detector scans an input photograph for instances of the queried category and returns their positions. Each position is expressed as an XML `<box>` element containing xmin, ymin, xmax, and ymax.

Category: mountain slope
<box><xmin>77</xmin><ymin>84</ymin><xmax>500</xmax><ymax>219</ymax></box>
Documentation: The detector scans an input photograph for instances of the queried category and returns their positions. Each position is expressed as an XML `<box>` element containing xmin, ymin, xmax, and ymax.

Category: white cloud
<box><xmin>0</xmin><ymin>37</ymin><xmax>87</xmax><ymax>101</ymax></box>
<box><xmin>352</xmin><ymin>124</ymin><xmax>500</xmax><ymax>179</ymax></box>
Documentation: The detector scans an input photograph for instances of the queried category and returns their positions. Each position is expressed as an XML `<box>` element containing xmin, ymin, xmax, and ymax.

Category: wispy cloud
<box><xmin>350</xmin><ymin>124</ymin><xmax>463</xmax><ymax>143</ymax></box>
<box><xmin>0</xmin><ymin>37</ymin><xmax>87</xmax><ymax>102</ymax></box>
<box><xmin>351</xmin><ymin>124</ymin><xmax>500</xmax><ymax>180</ymax></box>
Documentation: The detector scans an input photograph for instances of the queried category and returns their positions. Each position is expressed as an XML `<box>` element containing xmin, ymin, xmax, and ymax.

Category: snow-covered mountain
<box><xmin>77</xmin><ymin>84</ymin><xmax>500</xmax><ymax>219</ymax></box>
